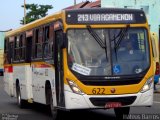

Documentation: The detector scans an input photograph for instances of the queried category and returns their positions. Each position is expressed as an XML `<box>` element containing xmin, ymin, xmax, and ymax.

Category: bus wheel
<box><xmin>16</xmin><ymin>85</ymin><xmax>26</xmax><ymax>108</ymax></box>
<box><xmin>48</xmin><ymin>89</ymin><xmax>58</xmax><ymax>120</ymax></box>
<box><xmin>114</xmin><ymin>107</ymin><xmax>130</xmax><ymax>119</ymax></box>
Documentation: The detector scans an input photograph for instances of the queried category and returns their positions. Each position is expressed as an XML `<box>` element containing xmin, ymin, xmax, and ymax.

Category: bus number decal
<box><xmin>92</xmin><ymin>88</ymin><xmax>105</xmax><ymax>95</ymax></box>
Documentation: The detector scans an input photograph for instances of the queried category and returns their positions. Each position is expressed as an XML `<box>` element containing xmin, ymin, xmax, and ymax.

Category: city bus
<box><xmin>151</xmin><ymin>32</ymin><xmax>160</xmax><ymax>85</ymax></box>
<box><xmin>0</xmin><ymin>32</ymin><xmax>5</xmax><ymax>76</ymax></box>
<box><xmin>4</xmin><ymin>8</ymin><xmax>154</xmax><ymax>119</ymax></box>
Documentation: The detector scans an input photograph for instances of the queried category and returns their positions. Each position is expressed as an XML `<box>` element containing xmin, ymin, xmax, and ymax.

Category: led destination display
<box><xmin>77</xmin><ymin>14</ymin><xmax>134</xmax><ymax>22</ymax></box>
<box><xmin>66</xmin><ymin>8</ymin><xmax>146</xmax><ymax>24</ymax></box>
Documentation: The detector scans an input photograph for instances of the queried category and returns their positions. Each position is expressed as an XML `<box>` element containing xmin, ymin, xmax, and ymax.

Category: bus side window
<box><xmin>19</xmin><ymin>35</ymin><xmax>23</xmax><ymax>60</ymax></box>
<box><xmin>4</xmin><ymin>39</ymin><xmax>9</xmax><ymax>64</ymax></box>
<box><xmin>49</xmin><ymin>24</ymin><xmax>55</xmax><ymax>61</ymax></box>
<box><xmin>43</xmin><ymin>26</ymin><xmax>50</xmax><ymax>58</ymax></box>
<box><xmin>21</xmin><ymin>34</ymin><xmax>26</xmax><ymax>61</ymax></box>
<box><xmin>32</xmin><ymin>29</ymin><xmax>37</xmax><ymax>59</ymax></box>
<box><xmin>43</xmin><ymin>24</ymin><xmax>54</xmax><ymax>63</ymax></box>
<box><xmin>26</xmin><ymin>36</ymin><xmax>32</xmax><ymax>63</ymax></box>
<box><xmin>18</xmin><ymin>34</ymin><xmax>23</xmax><ymax>61</ymax></box>
<box><xmin>35</xmin><ymin>28</ymin><xmax>43</xmax><ymax>59</ymax></box>
<box><xmin>14</xmin><ymin>36</ymin><xmax>20</xmax><ymax>62</ymax></box>
<box><xmin>8</xmin><ymin>41</ymin><xmax>14</xmax><ymax>64</ymax></box>
<box><xmin>14</xmin><ymin>35</ymin><xmax>25</xmax><ymax>62</ymax></box>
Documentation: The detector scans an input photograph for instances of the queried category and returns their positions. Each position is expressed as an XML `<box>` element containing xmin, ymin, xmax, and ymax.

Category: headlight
<box><xmin>67</xmin><ymin>79</ymin><xmax>85</xmax><ymax>95</ymax></box>
<box><xmin>141</xmin><ymin>76</ymin><xmax>154</xmax><ymax>93</ymax></box>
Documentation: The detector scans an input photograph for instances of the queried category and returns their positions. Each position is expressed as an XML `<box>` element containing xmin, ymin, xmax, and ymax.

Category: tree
<box><xmin>21</xmin><ymin>4</ymin><xmax>53</xmax><ymax>24</ymax></box>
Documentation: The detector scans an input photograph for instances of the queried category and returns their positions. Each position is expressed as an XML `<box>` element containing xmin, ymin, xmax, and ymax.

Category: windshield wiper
<box><xmin>86</xmin><ymin>25</ymin><xmax>105</xmax><ymax>48</ymax></box>
<box><xmin>86</xmin><ymin>25</ymin><xmax>109</xmax><ymax>62</ymax></box>
<box><xmin>111</xmin><ymin>25</ymin><xmax>130</xmax><ymax>61</ymax></box>
<box><xmin>115</xmin><ymin>25</ymin><xmax>130</xmax><ymax>49</ymax></box>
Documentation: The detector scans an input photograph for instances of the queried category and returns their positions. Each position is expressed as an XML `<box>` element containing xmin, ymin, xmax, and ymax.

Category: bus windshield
<box><xmin>67</xmin><ymin>28</ymin><xmax>150</xmax><ymax>76</ymax></box>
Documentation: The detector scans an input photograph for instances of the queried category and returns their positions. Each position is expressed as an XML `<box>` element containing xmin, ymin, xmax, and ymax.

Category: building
<box><xmin>101</xmin><ymin>0</ymin><xmax>160</xmax><ymax>39</ymax></box>
<box><xmin>64</xmin><ymin>0</ymin><xmax>100</xmax><ymax>9</ymax></box>
<box><xmin>0</xmin><ymin>32</ymin><xmax>4</xmax><ymax>49</ymax></box>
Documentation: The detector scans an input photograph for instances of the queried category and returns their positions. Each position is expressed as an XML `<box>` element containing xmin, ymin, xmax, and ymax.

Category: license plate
<box><xmin>105</xmin><ymin>102</ymin><xmax>122</xmax><ymax>108</ymax></box>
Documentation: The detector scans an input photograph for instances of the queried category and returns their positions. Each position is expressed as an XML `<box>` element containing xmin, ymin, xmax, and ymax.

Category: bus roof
<box><xmin>5</xmin><ymin>11</ymin><xmax>63</xmax><ymax>38</ymax></box>
<box><xmin>66</xmin><ymin>8</ymin><xmax>145</xmax><ymax>13</ymax></box>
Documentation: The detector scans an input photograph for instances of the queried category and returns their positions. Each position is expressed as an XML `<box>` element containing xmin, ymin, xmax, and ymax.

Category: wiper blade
<box><xmin>111</xmin><ymin>25</ymin><xmax>130</xmax><ymax>62</ymax></box>
<box><xmin>111</xmin><ymin>30</ymin><xmax>123</xmax><ymax>42</ymax></box>
<box><xmin>115</xmin><ymin>25</ymin><xmax>130</xmax><ymax>49</ymax></box>
<box><xmin>87</xmin><ymin>25</ymin><xmax>105</xmax><ymax>48</ymax></box>
<box><xmin>86</xmin><ymin>25</ymin><xmax>109</xmax><ymax>62</ymax></box>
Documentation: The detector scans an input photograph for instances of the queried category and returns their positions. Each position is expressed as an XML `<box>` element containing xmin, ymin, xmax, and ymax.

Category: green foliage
<box><xmin>21</xmin><ymin>4</ymin><xmax>53</xmax><ymax>24</ymax></box>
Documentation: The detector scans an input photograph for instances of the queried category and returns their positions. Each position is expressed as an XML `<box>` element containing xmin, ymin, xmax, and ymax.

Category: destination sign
<box><xmin>66</xmin><ymin>9</ymin><xmax>146</xmax><ymax>24</ymax></box>
<box><xmin>77</xmin><ymin>13</ymin><xmax>134</xmax><ymax>22</ymax></box>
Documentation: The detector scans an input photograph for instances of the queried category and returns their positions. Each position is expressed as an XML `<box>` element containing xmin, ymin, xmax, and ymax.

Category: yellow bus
<box><xmin>151</xmin><ymin>32</ymin><xmax>160</xmax><ymax>84</ymax></box>
<box><xmin>4</xmin><ymin>8</ymin><xmax>154</xmax><ymax>119</ymax></box>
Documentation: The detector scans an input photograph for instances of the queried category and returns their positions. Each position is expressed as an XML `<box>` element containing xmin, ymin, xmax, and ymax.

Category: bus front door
<box><xmin>55</xmin><ymin>30</ymin><xmax>65</xmax><ymax>107</ymax></box>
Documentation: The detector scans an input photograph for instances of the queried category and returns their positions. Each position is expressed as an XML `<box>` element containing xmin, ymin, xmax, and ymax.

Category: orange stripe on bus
<box><xmin>34</xmin><ymin>64</ymin><xmax>51</xmax><ymax>68</ymax></box>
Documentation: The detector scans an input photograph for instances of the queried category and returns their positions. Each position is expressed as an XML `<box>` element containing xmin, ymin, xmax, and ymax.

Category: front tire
<box><xmin>114</xmin><ymin>107</ymin><xmax>130</xmax><ymax>119</ymax></box>
<box><xmin>16</xmin><ymin>85</ymin><xmax>26</xmax><ymax>108</ymax></box>
<box><xmin>47</xmin><ymin>89</ymin><xmax>58</xmax><ymax>120</ymax></box>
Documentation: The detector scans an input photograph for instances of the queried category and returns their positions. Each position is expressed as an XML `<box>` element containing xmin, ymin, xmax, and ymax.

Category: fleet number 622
<box><xmin>92</xmin><ymin>88</ymin><xmax>105</xmax><ymax>95</ymax></box>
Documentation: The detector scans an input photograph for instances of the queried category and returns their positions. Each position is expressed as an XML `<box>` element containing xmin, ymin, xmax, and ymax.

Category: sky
<box><xmin>0</xmin><ymin>0</ymin><xmax>94</xmax><ymax>31</ymax></box>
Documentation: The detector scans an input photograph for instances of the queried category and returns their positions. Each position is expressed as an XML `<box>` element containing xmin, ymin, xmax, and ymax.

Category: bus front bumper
<box><xmin>64</xmin><ymin>85</ymin><xmax>153</xmax><ymax>109</ymax></box>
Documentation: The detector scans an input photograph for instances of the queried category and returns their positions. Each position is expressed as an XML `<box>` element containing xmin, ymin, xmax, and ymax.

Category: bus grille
<box><xmin>89</xmin><ymin>96</ymin><xmax>137</xmax><ymax>106</ymax></box>
<box><xmin>80</xmin><ymin>78</ymin><xmax>142</xmax><ymax>86</ymax></box>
